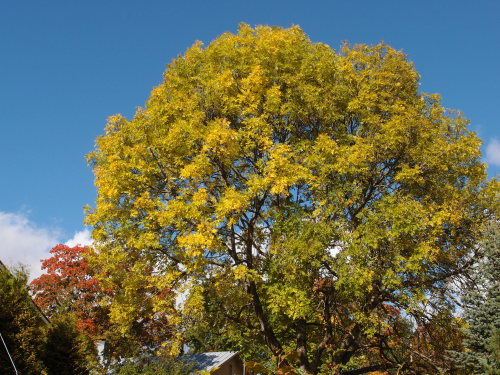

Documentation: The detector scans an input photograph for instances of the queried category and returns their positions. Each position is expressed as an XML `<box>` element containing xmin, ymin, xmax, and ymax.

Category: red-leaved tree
<box><xmin>30</xmin><ymin>244</ymin><xmax>109</xmax><ymax>337</ymax></box>
<box><xmin>31</xmin><ymin>244</ymin><xmax>174</xmax><ymax>356</ymax></box>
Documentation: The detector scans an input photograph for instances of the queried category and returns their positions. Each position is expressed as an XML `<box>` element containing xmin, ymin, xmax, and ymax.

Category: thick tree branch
<box><xmin>295</xmin><ymin>318</ymin><xmax>310</xmax><ymax>373</ymax></box>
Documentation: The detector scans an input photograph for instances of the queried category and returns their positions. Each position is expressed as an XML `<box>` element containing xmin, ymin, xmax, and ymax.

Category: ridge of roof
<box><xmin>183</xmin><ymin>351</ymin><xmax>239</xmax><ymax>371</ymax></box>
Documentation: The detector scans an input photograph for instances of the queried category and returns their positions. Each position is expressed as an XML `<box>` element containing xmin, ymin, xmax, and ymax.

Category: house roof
<box><xmin>183</xmin><ymin>351</ymin><xmax>239</xmax><ymax>372</ymax></box>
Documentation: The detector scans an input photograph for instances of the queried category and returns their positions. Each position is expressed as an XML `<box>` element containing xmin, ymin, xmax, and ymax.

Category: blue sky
<box><xmin>0</xmin><ymin>0</ymin><xmax>499</xmax><ymax>276</ymax></box>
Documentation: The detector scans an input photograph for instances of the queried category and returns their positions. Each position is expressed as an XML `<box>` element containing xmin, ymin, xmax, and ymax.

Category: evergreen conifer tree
<box><xmin>452</xmin><ymin>221</ymin><xmax>500</xmax><ymax>374</ymax></box>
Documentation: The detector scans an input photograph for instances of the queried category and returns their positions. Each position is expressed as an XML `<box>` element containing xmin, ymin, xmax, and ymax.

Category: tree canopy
<box><xmin>86</xmin><ymin>24</ymin><xmax>498</xmax><ymax>374</ymax></box>
<box><xmin>0</xmin><ymin>265</ymin><xmax>47</xmax><ymax>374</ymax></box>
<box><xmin>31</xmin><ymin>244</ymin><xmax>107</xmax><ymax>337</ymax></box>
<box><xmin>0</xmin><ymin>262</ymin><xmax>97</xmax><ymax>375</ymax></box>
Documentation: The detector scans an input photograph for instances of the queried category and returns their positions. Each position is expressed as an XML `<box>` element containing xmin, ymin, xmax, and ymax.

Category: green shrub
<box><xmin>112</xmin><ymin>357</ymin><xmax>196</xmax><ymax>375</ymax></box>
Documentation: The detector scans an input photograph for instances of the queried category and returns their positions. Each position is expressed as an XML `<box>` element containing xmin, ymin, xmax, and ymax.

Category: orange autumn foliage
<box><xmin>31</xmin><ymin>244</ymin><xmax>109</xmax><ymax>337</ymax></box>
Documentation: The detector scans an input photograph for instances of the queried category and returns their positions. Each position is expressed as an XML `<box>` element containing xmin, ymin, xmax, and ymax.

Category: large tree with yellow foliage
<box><xmin>86</xmin><ymin>25</ymin><xmax>498</xmax><ymax>374</ymax></box>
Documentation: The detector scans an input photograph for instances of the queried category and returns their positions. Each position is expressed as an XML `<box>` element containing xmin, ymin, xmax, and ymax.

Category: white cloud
<box><xmin>0</xmin><ymin>212</ymin><xmax>93</xmax><ymax>281</ymax></box>
<box><xmin>486</xmin><ymin>138</ymin><xmax>500</xmax><ymax>167</ymax></box>
<box><xmin>65</xmin><ymin>228</ymin><xmax>93</xmax><ymax>247</ymax></box>
<box><xmin>0</xmin><ymin>211</ymin><xmax>60</xmax><ymax>280</ymax></box>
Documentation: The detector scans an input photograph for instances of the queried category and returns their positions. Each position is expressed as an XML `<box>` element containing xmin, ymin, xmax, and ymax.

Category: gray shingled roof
<box><xmin>183</xmin><ymin>351</ymin><xmax>238</xmax><ymax>372</ymax></box>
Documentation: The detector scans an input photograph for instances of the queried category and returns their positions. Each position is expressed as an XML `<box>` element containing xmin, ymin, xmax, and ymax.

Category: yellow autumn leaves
<box><xmin>85</xmin><ymin>24</ymin><xmax>498</xmax><ymax>362</ymax></box>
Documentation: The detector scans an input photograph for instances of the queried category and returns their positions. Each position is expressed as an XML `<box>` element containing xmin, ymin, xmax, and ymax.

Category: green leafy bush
<box><xmin>112</xmin><ymin>357</ymin><xmax>196</xmax><ymax>375</ymax></box>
